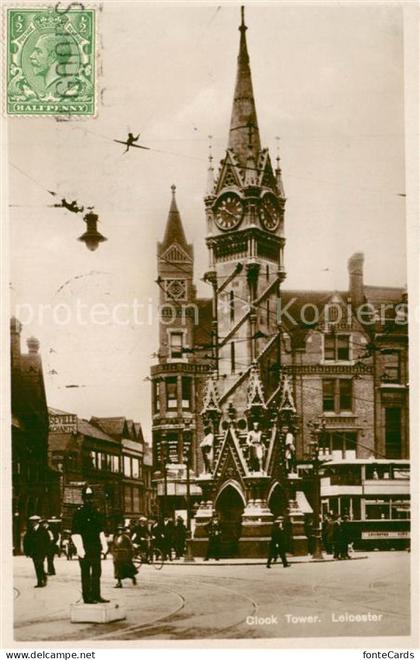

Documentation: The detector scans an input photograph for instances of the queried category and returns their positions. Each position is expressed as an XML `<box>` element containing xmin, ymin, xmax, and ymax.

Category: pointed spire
<box><xmin>228</xmin><ymin>6</ymin><xmax>261</xmax><ymax>168</ymax></box>
<box><xmin>161</xmin><ymin>184</ymin><xmax>189</xmax><ymax>250</ymax></box>
<box><xmin>246</xmin><ymin>361</ymin><xmax>267</xmax><ymax>411</ymax></box>
<box><xmin>279</xmin><ymin>375</ymin><xmax>296</xmax><ymax>413</ymax></box>
<box><xmin>201</xmin><ymin>371</ymin><xmax>221</xmax><ymax>416</ymax></box>
<box><xmin>275</xmin><ymin>136</ymin><xmax>286</xmax><ymax>198</ymax></box>
<box><xmin>206</xmin><ymin>135</ymin><xmax>215</xmax><ymax>196</ymax></box>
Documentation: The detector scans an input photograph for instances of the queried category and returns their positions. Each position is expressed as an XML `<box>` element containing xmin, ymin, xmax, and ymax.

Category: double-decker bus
<box><xmin>319</xmin><ymin>459</ymin><xmax>410</xmax><ymax>550</ymax></box>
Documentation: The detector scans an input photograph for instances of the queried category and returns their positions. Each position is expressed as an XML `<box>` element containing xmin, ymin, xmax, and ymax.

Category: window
<box><xmin>167</xmin><ymin>432</ymin><xmax>180</xmax><ymax>463</ymax></box>
<box><xmin>391</xmin><ymin>499</ymin><xmax>410</xmax><ymax>519</ymax></box>
<box><xmin>166</xmin><ymin>377</ymin><xmax>178</xmax><ymax>409</ymax></box>
<box><xmin>111</xmin><ymin>455</ymin><xmax>120</xmax><ymax>473</ymax></box>
<box><xmin>124</xmin><ymin>485</ymin><xmax>132</xmax><ymax>512</ymax></box>
<box><xmin>382</xmin><ymin>352</ymin><xmax>400</xmax><ymax>383</ymax></box>
<box><xmin>132</xmin><ymin>488</ymin><xmax>140</xmax><ymax>513</ymax></box>
<box><xmin>132</xmin><ymin>458</ymin><xmax>140</xmax><ymax>479</ymax></box>
<box><xmin>153</xmin><ymin>380</ymin><xmax>160</xmax><ymax>413</ymax></box>
<box><xmin>322</xmin><ymin>379</ymin><xmax>335</xmax><ymax>412</ymax></box>
<box><xmin>365</xmin><ymin>498</ymin><xmax>390</xmax><ymax>520</ymax></box>
<box><xmin>182</xmin><ymin>376</ymin><xmax>192</xmax><ymax>410</ymax></box>
<box><xmin>324</xmin><ymin>335</ymin><xmax>335</xmax><ymax>361</ymax></box>
<box><xmin>166</xmin><ymin>376</ymin><xmax>178</xmax><ymax>410</ymax></box>
<box><xmin>339</xmin><ymin>379</ymin><xmax>352</xmax><ymax>411</ymax></box>
<box><xmin>324</xmin><ymin>334</ymin><xmax>350</xmax><ymax>361</ymax></box>
<box><xmin>321</xmin><ymin>433</ymin><xmax>358</xmax><ymax>461</ymax></box>
<box><xmin>231</xmin><ymin>342</ymin><xmax>235</xmax><ymax>374</ymax></box>
<box><xmin>385</xmin><ymin>408</ymin><xmax>402</xmax><ymax>458</ymax></box>
<box><xmin>170</xmin><ymin>332</ymin><xmax>184</xmax><ymax>359</ymax></box>
<box><xmin>323</xmin><ymin>379</ymin><xmax>353</xmax><ymax>413</ymax></box>
<box><xmin>230</xmin><ymin>290</ymin><xmax>235</xmax><ymax>323</ymax></box>
<box><xmin>123</xmin><ymin>455</ymin><xmax>131</xmax><ymax>477</ymax></box>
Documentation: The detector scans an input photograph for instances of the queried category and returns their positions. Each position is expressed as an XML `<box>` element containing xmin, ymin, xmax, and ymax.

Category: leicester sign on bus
<box><xmin>361</xmin><ymin>530</ymin><xmax>410</xmax><ymax>540</ymax></box>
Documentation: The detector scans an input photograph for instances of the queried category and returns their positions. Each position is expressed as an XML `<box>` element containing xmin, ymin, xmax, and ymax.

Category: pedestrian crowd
<box><xmin>22</xmin><ymin>505</ymin><xmax>188</xmax><ymax>593</ymax></box>
<box><xmin>321</xmin><ymin>512</ymin><xmax>352</xmax><ymax>560</ymax></box>
<box><xmin>22</xmin><ymin>488</ymin><xmax>353</xmax><ymax>600</ymax></box>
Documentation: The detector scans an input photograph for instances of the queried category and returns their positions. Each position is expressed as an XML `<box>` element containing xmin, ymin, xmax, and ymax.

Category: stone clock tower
<box><xmin>191</xmin><ymin>8</ymin><xmax>309</xmax><ymax>558</ymax></box>
<box><xmin>204</xmin><ymin>7</ymin><xmax>286</xmax><ymax>395</ymax></box>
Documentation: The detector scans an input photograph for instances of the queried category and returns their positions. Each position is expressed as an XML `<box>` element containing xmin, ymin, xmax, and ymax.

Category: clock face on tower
<box><xmin>214</xmin><ymin>193</ymin><xmax>243</xmax><ymax>231</ymax></box>
<box><xmin>260</xmin><ymin>194</ymin><xmax>281</xmax><ymax>232</ymax></box>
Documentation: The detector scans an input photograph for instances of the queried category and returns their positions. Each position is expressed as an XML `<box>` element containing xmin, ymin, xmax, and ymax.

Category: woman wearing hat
<box><xmin>112</xmin><ymin>525</ymin><xmax>138</xmax><ymax>588</ymax></box>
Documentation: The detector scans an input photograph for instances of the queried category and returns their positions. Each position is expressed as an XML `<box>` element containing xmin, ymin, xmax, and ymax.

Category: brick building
<box><xmin>48</xmin><ymin>411</ymin><xmax>154</xmax><ymax>528</ymax></box>
<box><xmin>11</xmin><ymin>319</ymin><xmax>60</xmax><ymax>553</ymax></box>
<box><xmin>150</xmin><ymin>186</ymin><xmax>211</xmax><ymax>517</ymax></box>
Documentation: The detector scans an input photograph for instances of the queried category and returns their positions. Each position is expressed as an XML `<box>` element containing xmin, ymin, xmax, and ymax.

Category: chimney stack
<box><xmin>348</xmin><ymin>252</ymin><xmax>365</xmax><ymax>307</ymax></box>
<box><xmin>10</xmin><ymin>317</ymin><xmax>22</xmax><ymax>370</ymax></box>
<box><xmin>27</xmin><ymin>336</ymin><xmax>40</xmax><ymax>354</ymax></box>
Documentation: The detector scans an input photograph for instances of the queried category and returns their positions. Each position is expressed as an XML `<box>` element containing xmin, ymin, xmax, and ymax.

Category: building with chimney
<box><xmin>48</xmin><ymin>410</ymin><xmax>154</xmax><ymax>528</ymax></box>
<box><xmin>11</xmin><ymin>319</ymin><xmax>60</xmax><ymax>554</ymax></box>
<box><xmin>150</xmin><ymin>8</ymin><xmax>409</xmax><ymax>556</ymax></box>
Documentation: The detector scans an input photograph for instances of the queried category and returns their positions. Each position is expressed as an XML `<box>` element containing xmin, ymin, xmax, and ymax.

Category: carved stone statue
<box><xmin>284</xmin><ymin>429</ymin><xmax>297</xmax><ymax>474</ymax></box>
<box><xmin>246</xmin><ymin>421</ymin><xmax>265</xmax><ymax>473</ymax></box>
<box><xmin>200</xmin><ymin>427</ymin><xmax>214</xmax><ymax>473</ymax></box>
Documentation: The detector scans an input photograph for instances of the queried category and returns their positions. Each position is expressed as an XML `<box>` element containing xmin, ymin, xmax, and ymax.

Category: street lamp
<box><xmin>78</xmin><ymin>211</ymin><xmax>107</xmax><ymax>252</ymax></box>
<box><xmin>160</xmin><ymin>435</ymin><xmax>168</xmax><ymax>520</ymax></box>
<box><xmin>307</xmin><ymin>419</ymin><xmax>326</xmax><ymax>560</ymax></box>
<box><xmin>182</xmin><ymin>423</ymin><xmax>195</xmax><ymax>562</ymax></box>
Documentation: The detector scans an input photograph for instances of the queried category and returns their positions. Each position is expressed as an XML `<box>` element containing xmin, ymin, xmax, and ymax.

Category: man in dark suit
<box><xmin>23</xmin><ymin>515</ymin><xmax>51</xmax><ymax>587</ymax></box>
<box><xmin>43</xmin><ymin>519</ymin><xmax>57</xmax><ymax>575</ymax></box>
<box><xmin>333</xmin><ymin>515</ymin><xmax>345</xmax><ymax>559</ymax></box>
<box><xmin>71</xmin><ymin>485</ymin><xmax>109</xmax><ymax>604</ymax></box>
<box><xmin>266</xmin><ymin>517</ymin><xmax>291</xmax><ymax>568</ymax></box>
<box><xmin>204</xmin><ymin>515</ymin><xmax>221</xmax><ymax>561</ymax></box>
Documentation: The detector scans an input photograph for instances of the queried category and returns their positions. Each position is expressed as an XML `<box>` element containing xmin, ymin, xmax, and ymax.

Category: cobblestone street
<box><xmin>13</xmin><ymin>551</ymin><xmax>410</xmax><ymax>642</ymax></box>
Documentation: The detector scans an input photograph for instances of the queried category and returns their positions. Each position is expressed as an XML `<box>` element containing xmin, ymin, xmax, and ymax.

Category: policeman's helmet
<box><xmin>82</xmin><ymin>485</ymin><xmax>94</xmax><ymax>501</ymax></box>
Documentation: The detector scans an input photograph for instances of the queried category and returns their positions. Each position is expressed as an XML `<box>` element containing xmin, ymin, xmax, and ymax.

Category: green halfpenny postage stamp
<box><xmin>7</xmin><ymin>7</ymin><xmax>95</xmax><ymax>116</ymax></box>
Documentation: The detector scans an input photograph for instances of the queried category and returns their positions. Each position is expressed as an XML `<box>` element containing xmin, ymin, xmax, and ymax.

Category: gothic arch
<box><xmin>215</xmin><ymin>479</ymin><xmax>246</xmax><ymax>507</ymax></box>
<box><xmin>267</xmin><ymin>482</ymin><xmax>288</xmax><ymax>518</ymax></box>
<box><xmin>214</xmin><ymin>480</ymin><xmax>246</xmax><ymax>558</ymax></box>
<box><xmin>267</xmin><ymin>481</ymin><xmax>281</xmax><ymax>503</ymax></box>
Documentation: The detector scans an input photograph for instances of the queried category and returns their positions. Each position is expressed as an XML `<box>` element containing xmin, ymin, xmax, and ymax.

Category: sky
<box><xmin>8</xmin><ymin>2</ymin><xmax>407</xmax><ymax>441</ymax></box>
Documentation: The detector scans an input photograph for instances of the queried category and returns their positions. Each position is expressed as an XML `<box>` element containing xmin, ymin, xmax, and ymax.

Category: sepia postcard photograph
<box><xmin>1</xmin><ymin>0</ymin><xmax>419</xmax><ymax>650</ymax></box>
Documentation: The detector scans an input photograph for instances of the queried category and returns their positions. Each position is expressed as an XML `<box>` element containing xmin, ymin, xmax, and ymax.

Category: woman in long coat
<box><xmin>112</xmin><ymin>525</ymin><xmax>138</xmax><ymax>588</ymax></box>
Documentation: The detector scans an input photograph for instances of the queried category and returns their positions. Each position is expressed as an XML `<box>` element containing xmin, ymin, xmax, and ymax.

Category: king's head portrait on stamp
<box><xmin>29</xmin><ymin>33</ymin><xmax>76</xmax><ymax>97</ymax></box>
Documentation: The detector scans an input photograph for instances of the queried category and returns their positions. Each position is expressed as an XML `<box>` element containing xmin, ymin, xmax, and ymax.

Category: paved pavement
<box><xmin>13</xmin><ymin>551</ymin><xmax>410</xmax><ymax>641</ymax></box>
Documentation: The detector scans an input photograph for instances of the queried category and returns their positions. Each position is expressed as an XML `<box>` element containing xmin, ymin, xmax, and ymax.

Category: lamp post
<box><xmin>160</xmin><ymin>435</ymin><xmax>168</xmax><ymax>520</ymax></box>
<box><xmin>307</xmin><ymin>419</ymin><xmax>326</xmax><ymax>560</ymax></box>
<box><xmin>183</xmin><ymin>423</ymin><xmax>195</xmax><ymax>562</ymax></box>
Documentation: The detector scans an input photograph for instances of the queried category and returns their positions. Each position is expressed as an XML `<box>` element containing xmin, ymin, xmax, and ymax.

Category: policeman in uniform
<box><xmin>71</xmin><ymin>485</ymin><xmax>109</xmax><ymax>604</ymax></box>
<box><xmin>204</xmin><ymin>515</ymin><xmax>221</xmax><ymax>561</ymax></box>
